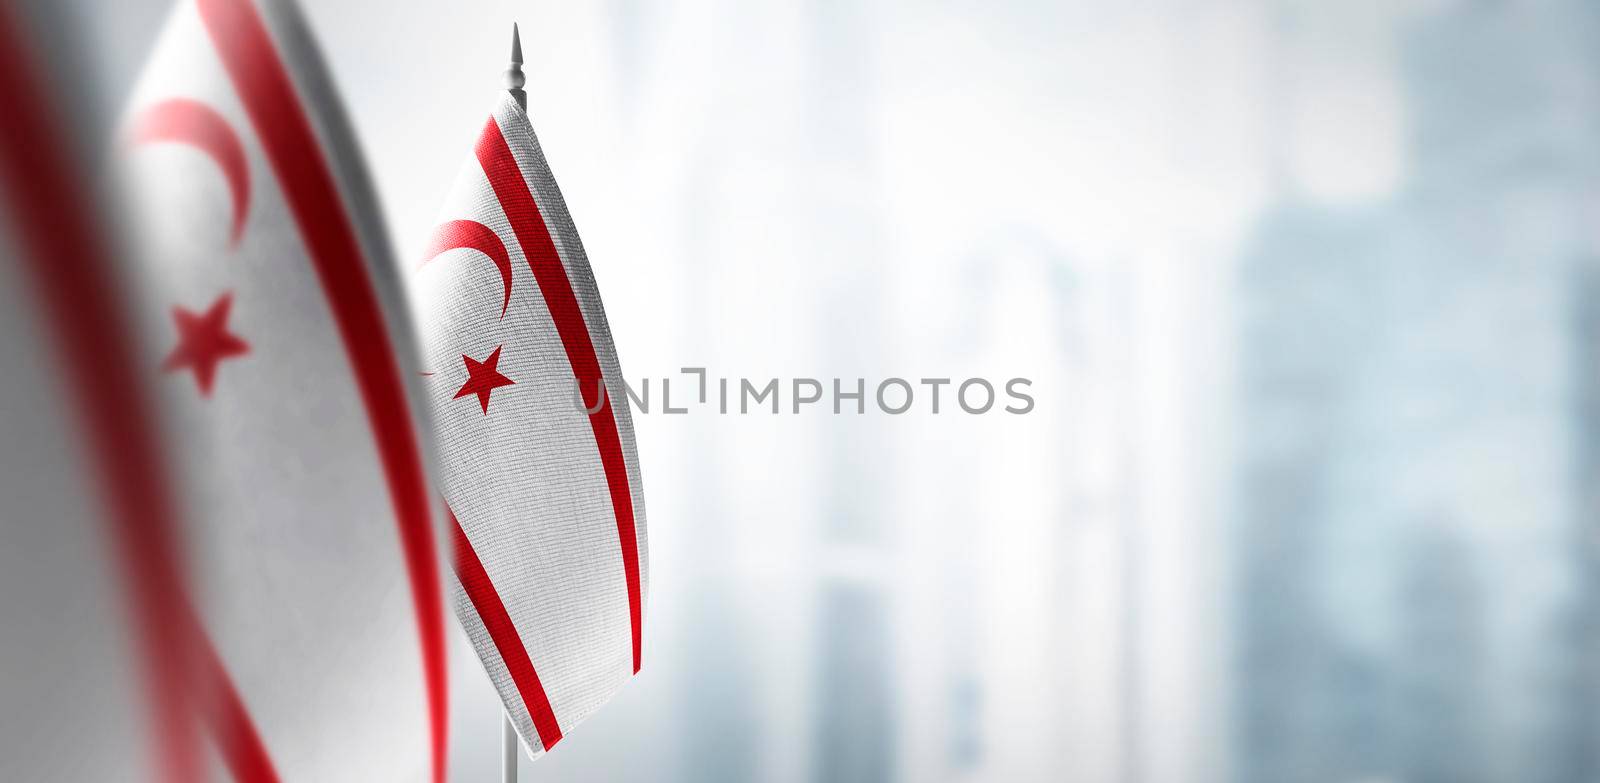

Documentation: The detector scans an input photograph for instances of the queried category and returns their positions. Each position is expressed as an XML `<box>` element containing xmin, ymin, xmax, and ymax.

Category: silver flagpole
<box><xmin>499</xmin><ymin>26</ymin><xmax>526</xmax><ymax>783</ymax></box>
<box><xmin>501</xmin><ymin>712</ymin><xmax>518</xmax><ymax>782</ymax></box>
<box><xmin>506</xmin><ymin>23</ymin><xmax>527</xmax><ymax>112</ymax></box>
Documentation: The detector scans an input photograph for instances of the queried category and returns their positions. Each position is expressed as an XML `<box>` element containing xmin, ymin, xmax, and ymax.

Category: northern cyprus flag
<box><xmin>410</xmin><ymin>79</ymin><xmax>648</xmax><ymax>757</ymax></box>
<box><xmin>118</xmin><ymin>1</ymin><xmax>448</xmax><ymax>780</ymax></box>
<box><xmin>0</xmin><ymin>3</ymin><xmax>200</xmax><ymax>781</ymax></box>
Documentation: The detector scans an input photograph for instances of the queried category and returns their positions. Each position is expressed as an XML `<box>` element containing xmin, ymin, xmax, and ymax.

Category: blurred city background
<box><xmin>50</xmin><ymin>0</ymin><xmax>1600</xmax><ymax>780</ymax></box>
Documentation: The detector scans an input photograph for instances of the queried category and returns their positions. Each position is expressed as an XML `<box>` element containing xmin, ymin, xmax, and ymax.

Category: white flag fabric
<box><xmin>410</xmin><ymin>93</ymin><xmax>648</xmax><ymax>758</ymax></box>
<box><xmin>0</xmin><ymin>4</ymin><xmax>195</xmax><ymax>781</ymax></box>
<box><xmin>118</xmin><ymin>0</ymin><xmax>448</xmax><ymax>780</ymax></box>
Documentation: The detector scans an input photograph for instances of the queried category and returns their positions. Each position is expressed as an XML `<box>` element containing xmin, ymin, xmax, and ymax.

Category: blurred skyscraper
<box><xmin>1233</xmin><ymin>1</ymin><xmax>1600</xmax><ymax>781</ymax></box>
<box><xmin>804</xmin><ymin>2</ymin><xmax>897</xmax><ymax>782</ymax></box>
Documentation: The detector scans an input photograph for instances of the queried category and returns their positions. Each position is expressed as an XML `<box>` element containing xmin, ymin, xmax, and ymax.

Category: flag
<box><xmin>117</xmin><ymin>0</ymin><xmax>448</xmax><ymax>780</ymax></box>
<box><xmin>0</xmin><ymin>3</ymin><xmax>202</xmax><ymax>780</ymax></box>
<box><xmin>410</xmin><ymin>89</ymin><xmax>649</xmax><ymax>758</ymax></box>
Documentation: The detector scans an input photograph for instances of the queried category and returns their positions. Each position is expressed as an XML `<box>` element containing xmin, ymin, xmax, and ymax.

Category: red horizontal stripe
<box><xmin>191</xmin><ymin>611</ymin><xmax>279</xmax><ymax>783</ymax></box>
<box><xmin>448</xmin><ymin>505</ymin><xmax>564</xmax><ymax>750</ymax></box>
<box><xmin>475</xmin><ymin>117</ymin><xmax>644</xmax><ymax>673</ymax></box>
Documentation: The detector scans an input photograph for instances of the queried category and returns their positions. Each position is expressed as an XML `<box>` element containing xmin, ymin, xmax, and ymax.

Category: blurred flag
<box><xmin>0</xmin><ymin>3</ymin><xmax>204</xmax><ymax>780</ymax></box>
<box><xmin>410</xmin><ymin>80</ymin><xmax>649</xmax><ymax>757</ymax></box>
<box><xmin>118</xmin><ymin>0</ymin><xmax>447</xmax><ymax>780</ymax></box>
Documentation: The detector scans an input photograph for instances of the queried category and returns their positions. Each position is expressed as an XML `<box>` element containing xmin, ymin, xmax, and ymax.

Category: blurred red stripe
<box><xmin>195</xmin><ymin>1</ymin><xmax>451</xmax><ymax>779</ymax></box>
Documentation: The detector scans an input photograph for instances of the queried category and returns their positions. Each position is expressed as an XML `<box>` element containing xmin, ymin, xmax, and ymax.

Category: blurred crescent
<box><xmin>130</xmin><ymin>98</ymin><xmax>250</xmax><ymax>247</ymax></box>
<box><xmin>420</xmin><ymin>219</ymin><xmax>514</xmax><ymax>319</ymax></box>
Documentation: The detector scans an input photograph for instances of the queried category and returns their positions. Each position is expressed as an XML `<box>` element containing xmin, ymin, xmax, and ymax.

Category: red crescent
<box><xmin>130</xmin><ymin>98</ymin><xmax>250</xmax><ymax>247</ymax></box>
<box><xmin>198</xmin><ymin>0</ymin><xmax>448</xmax><ymax>775</ymax></box>
<box><xmin>420</xmin><ymin>219</ymin><xmax>514</xmax><ymax>319</ymax></box>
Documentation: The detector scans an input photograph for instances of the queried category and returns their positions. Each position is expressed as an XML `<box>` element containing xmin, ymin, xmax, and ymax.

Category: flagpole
<box><xmin>500</xmin><ymin>26</ymin><xmax>525</xmax><ymax>783</ymax></box>
<box><xmin>506</xmin><ymin>23</ymin><xmax>527</xmax><ymax>112</ymax></box>
<box><xmin>501</xmin><ymin>712</ymin><xmax>518</xmax><ymax>782</ymax></box>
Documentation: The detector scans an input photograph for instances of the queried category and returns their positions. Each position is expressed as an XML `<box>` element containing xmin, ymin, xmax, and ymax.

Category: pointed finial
<box><xmin>505</xmin><ymin>24</ymin><xmax>527</xmax><ymax>112</ymax></box>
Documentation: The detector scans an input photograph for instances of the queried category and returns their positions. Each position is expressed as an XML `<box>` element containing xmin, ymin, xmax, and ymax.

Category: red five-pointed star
<box><xmin>455</xmin><ymin>345</ymin><xmax>515</xmax><ymax>414</ymax></box>
<box><xmin>162</xmin><ymin>292</ymin><xmax>249</xmax><ymax>397</ymax></box>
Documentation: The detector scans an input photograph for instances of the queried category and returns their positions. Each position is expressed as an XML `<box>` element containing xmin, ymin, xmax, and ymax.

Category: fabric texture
<box><xmin>118</xmin><ymin>1</ymin><xmax>447</xmax><ymax>780</ymax></box>
<box><xmin>411</xmin><ymin>93</ymin><xmax>648</xmax><ymax>760</ymax></box>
